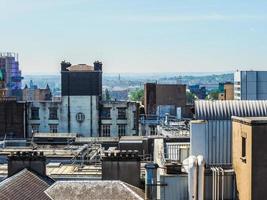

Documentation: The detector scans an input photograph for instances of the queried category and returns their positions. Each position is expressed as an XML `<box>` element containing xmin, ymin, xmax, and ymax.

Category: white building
<box><xmin>27</xmin><ymin>61</ymin><xmax>139</xmax><ymax>137</ymax></box>
<box><xmin>234</xmin><ymin>70</ymin><xmax>267</xmax><ymax>100</ymax></box>
<box><xmin>27</xmin><ymin>99</ymin><xmax>139</xmax><ymax>137</ymax></box>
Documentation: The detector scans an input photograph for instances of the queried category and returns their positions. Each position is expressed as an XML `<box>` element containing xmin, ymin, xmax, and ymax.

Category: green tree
<box><xmin>129</xmin><ymin>88</ymin><xmax>144</xmax><ymax>102</ymax></box>
<box><xmin>104</xmin><ymin>89</ymin><xmax>111</xmax><ymax>101</ymax></box>
<box><xmin>206</xmin><ymin>90</ymin><xmax>219</xmax><ymax>100</ymax></box>
<box><xmin>186</xmin><ymin>91</ymin><xmax>197</xmax><ymax>104</ymax></box>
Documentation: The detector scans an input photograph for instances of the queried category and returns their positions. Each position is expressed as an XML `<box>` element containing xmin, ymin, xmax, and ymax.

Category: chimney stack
<box><xmin>8</xmin><ymin>151</ymin><xmax>46</xmax><ymax>177</ymax></box>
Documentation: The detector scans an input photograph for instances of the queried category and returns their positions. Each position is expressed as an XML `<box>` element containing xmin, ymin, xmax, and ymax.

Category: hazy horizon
<box><xmin>1</xmin><ymin>0</ymin><xmax>267</xmax><ymax>74</ymax></box>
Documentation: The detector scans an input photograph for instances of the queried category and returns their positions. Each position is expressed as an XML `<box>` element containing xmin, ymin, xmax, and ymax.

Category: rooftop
<box><xmin>0</xmin><ymin>169</ymin><xmax>53</xmax><ymax>200</ymax></box>
<box><xmin>45</xmin><ymin>180</ymin><xmax>144</xmax><ymax>200</ymax></box>
<box><xmin>195</xmin><ymin>100</ymin><xmax>267</xmax><ymax>120</ymax></box>
<box><xmin>67</xmin><ymin>64</ymin><xmax>94</xmax><ymax>72</ymax></box>
<box><xmin>232</xmin><ymin>116</ymin><xmax>267</xmax><ymax>125</ymax></box>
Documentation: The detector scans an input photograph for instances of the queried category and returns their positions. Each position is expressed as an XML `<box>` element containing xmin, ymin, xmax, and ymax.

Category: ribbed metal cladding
<box><xmin>195</xmin><ymin>100</ymin><xmax>267</xmax><ymax>120</ymax></box>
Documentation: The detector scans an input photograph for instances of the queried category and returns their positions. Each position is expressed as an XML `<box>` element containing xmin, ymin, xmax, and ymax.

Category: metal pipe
<box><xmin>197</xmin><ymin>155</ymin><xmax>205</xmax><ymax>200</ymax></box>
<box><xmin>219</xmin><ymin>167</ymin><xmax>224</xmax><ymax>200</ymax></box>
<box><xmin>216</xmin><ymin>167</ymin><xmax>220</xmax><ymax>200</ymax></box>
<box><xmin>213</xmin><ymin>167</ymin><xmax>215</xmax><ymax>200</ymax></box>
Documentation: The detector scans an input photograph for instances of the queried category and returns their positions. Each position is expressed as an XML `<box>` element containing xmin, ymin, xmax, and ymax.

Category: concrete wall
<box><xmin>232</xmin><ymin>120</ymin><xmax>252</xmax><ymax>200</ymax></box>
<box><xmin>233</xmin><ymin>117</ymin><xmax>267</xmax><ymax>199</ymax></box>
<box><xmin>27</xmin><ymin>96</ymin><xmax>99</xmax><ymax>137</ymax></box>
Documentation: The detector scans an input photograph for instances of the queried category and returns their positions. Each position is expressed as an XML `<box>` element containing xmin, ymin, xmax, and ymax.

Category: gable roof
<box><xmin>0</xmin><ymin>169</ymin><xmax>53</xmax><ymax>200</ymax></box>
<box><xmin>45</xmin><ymin>180</ymin><xmax>144</xmax><ymax>200</ymax></box>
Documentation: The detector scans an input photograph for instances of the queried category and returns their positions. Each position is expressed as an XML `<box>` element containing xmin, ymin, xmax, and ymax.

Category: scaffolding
<box><xmin>0</xmin><ymin>52</ymin><xmax>23</xmax><ymax>96</ymax></box>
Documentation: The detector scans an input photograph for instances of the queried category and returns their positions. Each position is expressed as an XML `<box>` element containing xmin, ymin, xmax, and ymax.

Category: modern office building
<box><xmin>234</xmin><ymin>70</ymin><xmax>267</xmax><ymax>100</ymax></box>
<box><xmin>232</xmin><ymin>116</ymin><xmax>267</xmax><ymax>200</ymax></box>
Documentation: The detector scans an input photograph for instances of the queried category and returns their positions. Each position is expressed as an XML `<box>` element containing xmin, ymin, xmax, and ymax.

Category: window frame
<box><xmin>101</xmin><ymin>107</ymin><xmax>111</xmax><ymax>119</ymax></box>
<box><xmin>117</xmin><ymin>107</ymin><xmax>127</xmax><ymax>120</ymax></box>
<box><xmin>49</xmin><ymin>124</ymin><xmax>58</xmax><ymax>133</ymax></box>
<box><xmin>49</xmin><ymin>107</ymin><xmax>58</xmax><ymax>120</ymax></box>
<box><xmin>31</xmin><ymin>124</ymin><xmax>40</xmax><ymax>134</ymax></box>
<box><xmin>118</xmin><ymin>124</ymin><xmax>126</xmax><ymax>137</ymax></box>
<box><xmin>31</xmin><ymin>107</ymin><xmax>40</xmax><ymax>120</ymax></box>
<box><xmin>101</xmin><ymin>124</ymin><xmax>111</xmax><ymax>137</ymax></box>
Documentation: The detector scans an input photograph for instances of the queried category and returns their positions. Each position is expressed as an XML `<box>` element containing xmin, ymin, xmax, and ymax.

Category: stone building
<box><xmin>27</xmin><ymin>61</ymin><xmax>139</xmax><ymax>137</ymax></box>
<box><xmin>22</xmin><ymin>84</ymin><xmax>52</xmax><ymax>101</ymax></box>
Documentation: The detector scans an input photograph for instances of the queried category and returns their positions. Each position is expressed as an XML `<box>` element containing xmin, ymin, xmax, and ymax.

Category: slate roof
<box><xmin>45</xmin><ymin>180</ymin><xmax>144</xmax><ymax>200</ymax></box>
<box><xmin>0</xmin><ymin>169</ymin><xmax>54</xmax><ymax>200</ymax></box>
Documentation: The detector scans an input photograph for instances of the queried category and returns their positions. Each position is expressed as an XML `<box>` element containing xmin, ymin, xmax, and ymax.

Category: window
<box><xmin>49</xmin><ymin>124</ymin><xmax>58</xmax><ymax>133</ymax></box>
<box><xmin>118</xmin><ymin>124</ymin><xmax>126</xmax><ymax>137</ymax></box>
<box><xmin>101</xmin><ymin>124</ymin><xmax>111</xmax><ymax>137</ymax></box>
<box><xmin>150</xmin><ymin>125</ymin><xmax>156</xmax><ymax>135</ymax></box>
<box><xmin>31</xmin><ymin>124</ymin><xmax>39</xmax><ymax>134</ymax></box>
<box><xmin>49</xmin><ymin>107</ymin><xmax>58</xmax><ymax>120</ymax></box>
<box><xmin>133</xmin><ymin>111</ymin><xmax>137</xmax><ymax>130</ymax></box>
<box><xmin>101</xmin><ymin>108</ymin><xmax>111</xmax><ymax>119</ymax></box>
<box><xmin>241</xmin><ymin>136</ymin><xmax>246</xmax><ymax>161</ymax></box>
<box><xmin>118</xmin><ymin>108</ymin><xmax>127</xmax><ymax>119</ymax></box>
<box><xmin>31</xmin><ymin>107</ymin><xmax>39</xmax><ymax>120</ymax></box>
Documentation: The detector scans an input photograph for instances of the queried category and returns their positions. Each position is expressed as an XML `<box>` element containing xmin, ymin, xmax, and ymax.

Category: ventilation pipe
<box><xmin>188</xmin><ymin>156</ymin><xmax>198</xmax><ymax>200</ymax></box>
<box><xmin>197</xmin><ymin>155</ymin><xmax>205</xmax><ymax>200</ymax></box>
<box><xmin>145</xmin><ymin>163</ymin><xmax>159</xmax><ymax>200</ymax></box>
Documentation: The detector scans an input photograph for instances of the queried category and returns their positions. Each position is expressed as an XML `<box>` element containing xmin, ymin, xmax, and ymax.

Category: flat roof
<box><xmin>232</xmin><ymin>116</ymin><xmax>267</xmax><ymax>125</ymax></box>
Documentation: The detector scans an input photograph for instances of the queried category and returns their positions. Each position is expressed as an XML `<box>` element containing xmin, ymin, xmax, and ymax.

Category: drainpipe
<box><xmin>197</xmin><ymin>155</ymin><xmax>205</xmax><ymax>200</ymax></box>
<box><xmin>219</xmin><ymin>167</ymin><xmax>224</xmax><ymax>200</ymax></box>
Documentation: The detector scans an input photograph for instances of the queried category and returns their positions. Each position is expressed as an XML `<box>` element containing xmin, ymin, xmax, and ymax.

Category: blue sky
<box><xmin>1</xmin><ymin>0</ymin><xmax>267</xmax><ymax>74</ymax></box>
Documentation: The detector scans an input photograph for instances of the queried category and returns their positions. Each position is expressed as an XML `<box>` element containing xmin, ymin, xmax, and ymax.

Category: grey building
<box><xmin>234</xmin><ymin>70</ymin><xmax>267</xmax><ymax>100</ymax></box>
<box><xmin>191</xmin><ymin>100</ymin><xmax>267</xmax><ymax>166</ymax></box>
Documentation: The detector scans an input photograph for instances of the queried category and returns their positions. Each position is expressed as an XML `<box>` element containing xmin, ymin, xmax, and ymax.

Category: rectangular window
<box><xmin>31</xmin><ymin>107</ymin><xmax>39</xmax><ymax>120</ymax></box>
<box><xmin>101</xmin><ymin>124</ymin><xmax>111</xmax><ymax>137</ymax></box>
<box><xmin>118</xmin><ymin>108</ymin><xmax>127</xmax><ymax>119</ymax></box>
<box><xmin>101</xmin><ymin>107</ymin><xmax>111</xmax><ymax>119</ymax></box>
<box><xmin>242</xmin><ymin>136</ymin><xmax>246</xmax><ymax>159</ymax></box>
<box><xmin>150</xmin><ymin>125</ymin><xmax>156</xmax><ymax>135</ymax></box>
<box><xmin>118</xmin><ymin>124</ymin><xmax>126</xmax><ymax>137</ymax></box>
<box><xmin>133</xmin><ymin>111</ymin><xmax>137</xmax><ymax>130</ymax></box>
<box><xmin>31</xmin><ymin>124</ymin><xmax>39</xmax><ymax>134</ymax></box>
<box><xmin>49</xmin><ymin>124</ymin><xmax>58</xmax><ymax>133</ymax></box>
<box><xmin>49</xmin><ymin>107</ymin><xmax>58</xmax><ymax>120</ymax></box>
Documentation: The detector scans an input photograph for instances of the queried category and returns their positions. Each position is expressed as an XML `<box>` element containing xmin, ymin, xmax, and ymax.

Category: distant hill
<box><xmin>22</xmin><ymin>72</ymin><xmax>234</xmax><ymax>92</ymax></box>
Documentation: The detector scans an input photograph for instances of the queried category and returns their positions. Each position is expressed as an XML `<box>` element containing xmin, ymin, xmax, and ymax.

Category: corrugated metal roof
<box><xmin>195</xmin><ymin>100</ymin><xmax>267</xmax><ymax>120</ymax></box>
